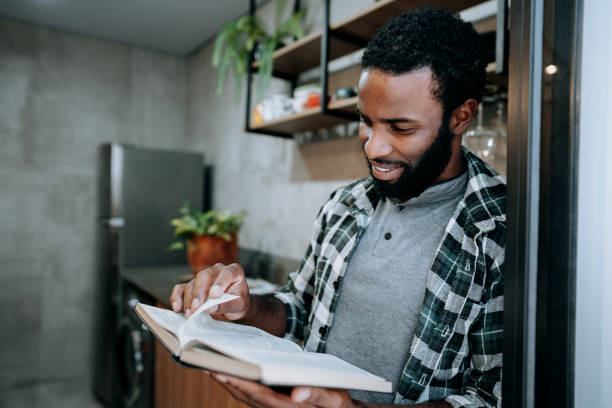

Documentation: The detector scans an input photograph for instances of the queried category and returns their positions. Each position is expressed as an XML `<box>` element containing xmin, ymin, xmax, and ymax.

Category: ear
<box><xmin>449</xmin><ymin>98</ymin><xmax>478</xmax><ymax>137</ymax></box>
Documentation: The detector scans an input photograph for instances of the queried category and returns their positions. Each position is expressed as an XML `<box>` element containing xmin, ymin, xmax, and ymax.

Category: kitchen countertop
<box><xmin>121</xmin><ymin>249</ymin><xmax>301</xmax><ymax>307</ymax></box>
<box><xmin>122</xmin><ymin>264</ymin><xmax>191</xmax><ymax>307</ymax></box>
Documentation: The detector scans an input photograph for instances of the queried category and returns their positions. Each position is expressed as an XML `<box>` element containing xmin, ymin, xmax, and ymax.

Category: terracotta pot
<box><xmin>186</xmin><ymin>233</ymin><xmax>238</xmax><ymax>276</ymax></box>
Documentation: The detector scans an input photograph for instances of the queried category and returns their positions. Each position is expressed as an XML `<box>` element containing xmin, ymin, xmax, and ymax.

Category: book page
<box><xmin>185</xmin><ymin>293</ymin><xmax>239</xmax><ymax>321</ymax></box>
<box><xmin>231</xmin><ymin>350</ymin><xmax>392</xmax><ymax>392</ymax></box>
<box><xmin>139</xmin><ymin>303</ymin><xmax>185</xmax><ymax>335</ymax></box>
<box><xmin>232</xmin><ymin>349</ymin><xmax>384</xmax><ymax>380</ymax></box>
<box><xmin>137</xmin><ymin>293</ymin><xmax>238</xmax><ymax>336</ymax></box>
<box><xmin>177</xmin><ymin>312</ymin><xmax>302</xmax><ymax>354</ymax></box>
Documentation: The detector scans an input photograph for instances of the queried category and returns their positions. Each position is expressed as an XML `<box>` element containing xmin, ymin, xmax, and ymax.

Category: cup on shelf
<box><xmin>261</xmin><ymin>94</ymin><xmax>295</xmax><ymax>122</ymax></box>
<box><xmin>293</xmin><ymin>84</ymin><xmax>321</xmax><ymax>112</ymax></box>
<box><xmin>333</xmin><ymin>87</ymin><xmax>357</xmax><ymax>100</ymax></box>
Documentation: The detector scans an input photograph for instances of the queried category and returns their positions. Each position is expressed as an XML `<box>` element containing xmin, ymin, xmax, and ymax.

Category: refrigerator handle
<box><xmin>101</xmin><ymin>216</ymin><xmax>126</xmax><ymax>229</ymax></box>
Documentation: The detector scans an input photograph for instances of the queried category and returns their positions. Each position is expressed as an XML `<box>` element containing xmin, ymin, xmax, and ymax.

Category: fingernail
<box><xmin>172</xmin><ymin>301</ymin><xmax>179</xmax><ymax>311</ymax></box>
<box><xmin>211</xmin><ymin>285</ymin><xmax>221</xmax><ymax>297</ymax></box>
<box><xmin>293</xmin><ymin>388</ymin><xmax>310</xmax><ymax>402</ymax></box>
<box><xmin>215</xmin><ymin>374</ymin><xmax>228</xmax><ymax>383</ymax></box>
<box><xmin>192</xmin><ymin>298</ymin><xmax>201</xmax><ymax>310</ymax></box>
<box><xmin>185</xmin><ymin>308</ymin><xmax>191</xmax><ymax>317</ymax></box>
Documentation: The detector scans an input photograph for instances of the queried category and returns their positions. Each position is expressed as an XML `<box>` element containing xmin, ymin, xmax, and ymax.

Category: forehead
<box><xmin>357</xmin><ymin>68</ymin><xmax>443</xmax><ymax>121</ymax></box>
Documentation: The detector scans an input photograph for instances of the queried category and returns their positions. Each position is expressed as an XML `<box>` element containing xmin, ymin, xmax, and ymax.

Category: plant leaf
<box><xmin>256</xmin><ymin>37</ymin><xmax>276</xmax><ymax>101</ymax></box>
<box><xmin>216</xmin><ymin>48</ymin><xmax>233</xmax><ymax>94</ymax></box>
<box><xmin>168</xmin><ymin>241</ymin><xmax>184</xmax><ymax>251</ymax></box>
<box><xmin>275</xmin><ymin>0</ymin><xmax>288</xmax><ymax>30</ymax></box>
<box><xmin>278</xmin><ymin>10</ymin><xmax>305</xmax><ymax>39</ymax></box>
<box><xmin>235</xmin><ymin>15</ymin><xmax>254</xmax><ymax>31</ymax></box>
<box><xmin>213</xmin><ymin>20</ymin><xmax>238</xmax><ymax>66</ymax></box>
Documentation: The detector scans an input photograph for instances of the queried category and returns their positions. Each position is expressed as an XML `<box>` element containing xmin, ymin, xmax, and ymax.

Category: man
<box><xmin>171</xmin><ymin>7</ymin><xmax>505</xmax><ymax>408</ymax></box>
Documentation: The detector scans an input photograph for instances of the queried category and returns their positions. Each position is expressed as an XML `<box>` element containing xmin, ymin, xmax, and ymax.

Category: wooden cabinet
<box><xmin>246</xmin><ymin>0</ymin><xmax>492</xmax><ymax>137</ymax></box>
<box><xmin>153</xmin><ymin>302</ymin><xmax>249</xmax><ymax>408</ymax></box>
<box><xmin>154</xmin><ymin>339</ymin><xmax>249</xmax><ymax>408</ymax></box>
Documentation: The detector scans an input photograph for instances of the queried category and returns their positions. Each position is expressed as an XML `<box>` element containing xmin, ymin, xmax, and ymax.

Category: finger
<box><xmin>220</xmin><ymin>375</ymin><xmax>300</xmax><ymax>408</ymax></box>
<box><xmin>183</xmin><ymin>281</ymin><xmax>194</xmax><ymax>317</ymax></box>
<box><xmin>208</xmin><ymin>264</ymin><xmax>247</xmax><ymax>316</ymax></box>
<box><xmin>212</xmin><ymin>374</ymin><xmax>257</xmax><ymax>407</ymax></box>
<box><xmin>209</xmin><ymin>263</ymin><xmax>245</xmax><ymax>298</ymax></box>
<box><xmin>169</xmin><ymin>284</ymin><xmax>185</xmax><ymax>312</ymax></box>
<box><xmin>191</xmin><ymin>266</ymin><xmax>219</xmax><ymax>308</ymax></box>
<box><xmin>292</xmin><ymin>387</ymin><xmax>350</xmax><ymax>407</ymax></box>
<box><xmin>213</xmin><ymin>296</ymin><xmax>246</xmax><ymax>319</ymax></box>
<box><xmin>213</xmin><ymin>375</ymin><xmax>268</xmax><ymax>408</ymax></box>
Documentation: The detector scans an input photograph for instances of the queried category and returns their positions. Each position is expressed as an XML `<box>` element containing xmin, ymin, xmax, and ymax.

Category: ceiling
<box><xmin>0</xmin><ymin>0</ymin><xmax>265</xmax><ymax>55</ymax></box>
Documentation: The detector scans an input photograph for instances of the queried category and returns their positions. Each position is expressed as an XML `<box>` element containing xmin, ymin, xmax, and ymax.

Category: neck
<box><xmin>432</xmin><ymin>138</ymin><xmax>466</xmax><ymax>184</ymax></box>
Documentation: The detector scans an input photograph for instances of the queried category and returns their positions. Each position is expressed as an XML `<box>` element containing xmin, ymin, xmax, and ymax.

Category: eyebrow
<box><xmin>356</xmin><ymin>107</ymin><xmax>421</xmax><ymax>125</ymax></box>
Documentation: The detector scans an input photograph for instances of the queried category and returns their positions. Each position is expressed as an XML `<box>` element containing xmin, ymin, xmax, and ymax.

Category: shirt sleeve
<box><xmin>445</xmin><ymin>248</ymin><xmax>504</xmax><ymax>408</ymax></box>
<box><xmin>273</xmin><ymin>190</ymin><xmax>337</xmax><ymax>343</ymax></box>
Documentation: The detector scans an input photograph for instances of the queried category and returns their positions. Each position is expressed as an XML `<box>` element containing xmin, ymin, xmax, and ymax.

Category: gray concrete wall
<box><xmin>0</xmin><ymin>19</ymin><xmax>186</xmax><ymax>407</ymax></box>
<box><xmin>185</xmin><ymin>0</ymin><xmax>373</xmax><ymax>260</ymax></box>
<box><xmin>0</xmin><ymin>0</ymin><xmax>378</xmax><ymax>406</ymax></box>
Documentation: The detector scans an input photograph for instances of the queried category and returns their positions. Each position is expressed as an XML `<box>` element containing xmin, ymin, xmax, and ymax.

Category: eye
<box><xmin>391</xmin><ymin>126</ymin><xmax>416</xmax><ymax>134</ymax></box>
<box><xmin>359</xmin><ymin>114</ymin><xmax>372</xmax><ymax>126</ymax></box>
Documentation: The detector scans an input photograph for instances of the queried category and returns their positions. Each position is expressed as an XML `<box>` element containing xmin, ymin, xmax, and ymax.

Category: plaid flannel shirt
<box><xmin>274</xmin><ymin>149</ymin><xmax>505</xmax><ymax>407</ymax></box>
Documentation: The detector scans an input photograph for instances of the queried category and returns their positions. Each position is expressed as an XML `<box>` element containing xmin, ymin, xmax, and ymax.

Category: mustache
<box><xmin>362</xmin><ymin>145</ymin><xmax>410</xmax><ymax>168</ymax></box>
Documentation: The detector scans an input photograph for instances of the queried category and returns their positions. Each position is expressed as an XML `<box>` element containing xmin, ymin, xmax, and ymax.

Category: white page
<box><xmin>178</xmin><ymin>312</ymin><xmax>301</xmax><ymax>354</ymax></box>
<box><xmin>139</xmin><ymin>301</ymin><xmax>391</xmax><ymax>392</ymax></box>
<box><xmin>227</xmin><ymin>349</ymin><xmax>391</xmax><ymax>392</ymax></box>
<box><xmin>230</xmin><ymin>349</ymin><xmax>385</xmax><ymax>381</ymax></box>
<box><xmin>139</xmin><ymin>303</ymin><xmax>185</xmax><ymax>335</ymax></box>
<box><xmin>138</xmin><ymin>293</ymin><xmax>237</xmax><ymax>337</ymax></box>
<box><xmin>185</xmin><ymin>293</ymin><xmax>239</xmax><ymax>321</ymax></box>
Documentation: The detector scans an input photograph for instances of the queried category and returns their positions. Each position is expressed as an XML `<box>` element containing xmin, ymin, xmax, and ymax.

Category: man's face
<box><xmin>357</xmin><ymin>68</ymin><xmax>454</xmax><ymax>201</ymax></box>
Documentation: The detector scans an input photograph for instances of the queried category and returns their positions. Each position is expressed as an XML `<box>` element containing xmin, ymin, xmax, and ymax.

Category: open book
<box><xmin>133</xmin><ymin>295</ymin><xmax>392</xmax><ymax>393</ymax></box>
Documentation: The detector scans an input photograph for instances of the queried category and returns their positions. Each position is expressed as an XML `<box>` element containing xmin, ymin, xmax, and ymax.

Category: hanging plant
<box><xmin>212</xmin><ymin>0</ymin><xmax>304</xmax><ymax>102</ymax></box>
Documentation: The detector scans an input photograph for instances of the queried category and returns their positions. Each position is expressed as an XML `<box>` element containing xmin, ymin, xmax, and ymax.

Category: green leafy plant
<box><xmin>169</xmin><ymin>202</ymin><xmax>246</xmax><ymax>250</ymax></box>
<box><xmin>212</xmin><ymin>0</ymin><xmax>304</xmax><ymax>101</ymax></box>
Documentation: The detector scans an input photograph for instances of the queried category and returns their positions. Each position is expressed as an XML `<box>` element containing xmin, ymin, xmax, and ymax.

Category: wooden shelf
<box><xmin>246</xmin><ymin>0</ymin><xmax>499</xmax><ymax>137</ymax></box>
<box><xmin>253</xmin><ymin>0</ymin><xmax>488</xmax><ymax>78</ymax></box>
<box><xmin>328</xmin><ymin>95</ymin><xmax>359</xmax><ymax>114</ymax></box>
<box><xmin>253</xmin><ymin>32</ymin><xmax>362</xmax><ymax>79</ymax></box>
<box><xmin>250</xmin><ymin>96</ymin><xmax>358</xmax><ymax>134</ymax></box>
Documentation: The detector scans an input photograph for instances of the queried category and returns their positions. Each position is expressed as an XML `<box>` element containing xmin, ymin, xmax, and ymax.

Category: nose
<box><xmin>362</xmin><ymin>125</ymin><xmax>393</xmax><ymax>160</ymax></box>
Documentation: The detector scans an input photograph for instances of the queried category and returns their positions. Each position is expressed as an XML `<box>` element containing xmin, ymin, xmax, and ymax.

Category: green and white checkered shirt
<box><xmin>275</xmin><ymin>149</ymin><xmax>505</xmax><ymax>407</ymax></box>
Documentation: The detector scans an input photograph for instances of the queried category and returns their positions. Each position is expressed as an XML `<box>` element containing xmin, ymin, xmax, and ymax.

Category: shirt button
<box><xmin>332</xmin><ymin>280</ymin><xmax>339</xmax><ymax>290</ymax></box>
<box><xmin>397</xmin><ymin>205</ymin><xmax>405</xmax><ymax>213</ymax></box>
<box><xmin>319</xmin><ymin>326</ymin><xmax>328</xmax><ymax>336</ymax></box>
<box><xmin>384</xmin><ymin>232</ymin><xmax>392</xmax><ymax>240</ymax></box>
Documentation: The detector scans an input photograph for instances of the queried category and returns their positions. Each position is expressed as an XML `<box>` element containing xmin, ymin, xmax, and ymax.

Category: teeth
<box><xmin>374</xmin><ymin>166</ymin><xmax>393</xmax><ymax>172</ymax></box>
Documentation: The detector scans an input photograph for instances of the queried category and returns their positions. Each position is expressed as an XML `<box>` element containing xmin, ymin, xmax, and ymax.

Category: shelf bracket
<box><xmin>320</xmin><ymin>0</ymin><xmax>331</xmax><ymax>117</ymax></box>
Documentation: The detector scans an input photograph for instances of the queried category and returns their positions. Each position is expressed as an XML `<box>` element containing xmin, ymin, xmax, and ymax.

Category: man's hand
<box><xmin>211</xmin><ymin>374</ymin><xmax>358</xmax><ymax>408</ymax></box>
<box><xmin>170</xmin><ymin>263</ymin><xmax>251</xmax><ymax>320</ymax></box>
<box><xmin>211</xmin><ymin>374</ymin><xmax>452</xmax><ymax>408</ymax></box>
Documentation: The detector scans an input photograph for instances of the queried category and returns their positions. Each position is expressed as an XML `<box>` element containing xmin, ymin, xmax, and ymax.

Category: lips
<box><xmin>369</xmin><ymin>161</ymin><xmax>404</xmax><ymax>180</ymax></box>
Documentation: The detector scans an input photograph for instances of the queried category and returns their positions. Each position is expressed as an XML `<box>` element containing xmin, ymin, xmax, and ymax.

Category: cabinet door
<box><xmin>154</xmin><ymin>303</ymin><xmax>249</xmax><ymax>408</ymax></box>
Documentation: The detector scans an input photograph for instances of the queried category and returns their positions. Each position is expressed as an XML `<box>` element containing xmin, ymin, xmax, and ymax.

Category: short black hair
<box><xmin>362</xmin><ymin>7</ymin><xmax>487</xmax><ymax>116</ymax></box>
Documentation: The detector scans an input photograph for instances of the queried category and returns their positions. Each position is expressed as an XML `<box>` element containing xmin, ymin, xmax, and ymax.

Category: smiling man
<box><xmin>171</xmin><ymin>7</ymin><xmax>506</xmax><ymax>408</ymax></box>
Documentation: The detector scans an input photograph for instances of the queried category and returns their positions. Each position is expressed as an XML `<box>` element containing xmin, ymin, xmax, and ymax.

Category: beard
<box><xmin>366</xmin><ymin>115</ymin><xmax>454</xmax><ymax>201</ymax></box>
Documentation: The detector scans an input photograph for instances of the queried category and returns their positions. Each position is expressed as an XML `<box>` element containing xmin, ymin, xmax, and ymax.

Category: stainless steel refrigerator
<box><xmin>92</xmin><ymin>143</ymin><xmax>206</xmax><ymax>407</ymax></box>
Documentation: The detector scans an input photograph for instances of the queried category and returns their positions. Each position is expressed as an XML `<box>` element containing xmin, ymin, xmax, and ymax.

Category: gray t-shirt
<box><xmin>324</xmin><ymin>172</ymin><xmax>468</xmax><ymax>404</ymax></box>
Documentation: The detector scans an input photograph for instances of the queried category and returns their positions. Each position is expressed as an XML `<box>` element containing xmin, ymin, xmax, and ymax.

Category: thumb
<box><xmin>291</xmin><ymin>387</ymin><xmax>351</xmax><ymax>407</ymax></box>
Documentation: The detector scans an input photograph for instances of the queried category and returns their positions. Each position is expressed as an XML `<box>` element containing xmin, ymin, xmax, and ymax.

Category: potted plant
<box><xmin>169</xmin><ymin>202</ymin><xmax>246</xmax><ymax>275</ymax></box>
<box><xmin>212</xmin><ymin>0</ymin><xmax>304</xmax><ymax>101</ymax></box>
